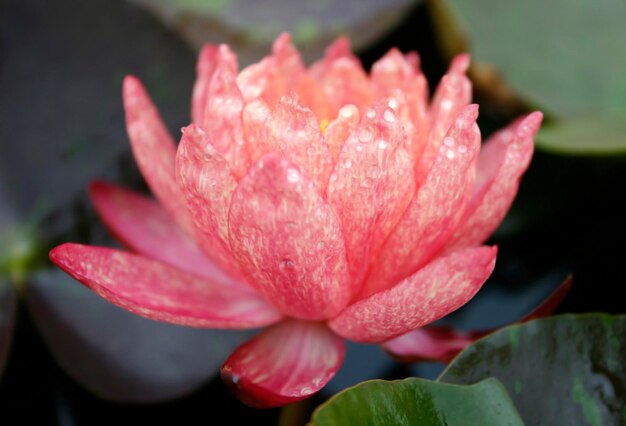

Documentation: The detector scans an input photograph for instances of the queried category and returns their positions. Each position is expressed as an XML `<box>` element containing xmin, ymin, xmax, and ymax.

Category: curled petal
<box><xmin>243</xmin><ymin>95</ymin><xmax>334</xmax><ymax>189</ymax></box>
<box><xmin>327</xmin><ymin>101</ymin><xmax>414</xmax><ymax>288</ymax></box>
<box><xmin>123</xmin><ymin>76</ymin><xmax>193</xmax><ymax>233</ymax></box>
<box><xmin>445</xmin><ymin>112</ymin><xmax>541</xmax><ymax>250</ymax></box>
<box><xmin>175</xmin><ymin>125</ymin><xmax>245</xmax><ymax>280</ymax></box>
<box><xmin>362</xmin><ymin>106</ymin><xmax>481</xmax><ymax>297</ymax></box>
<box><xmin>89</xmin><ymin>181</ymin><xmax>242</xmax><ymax>287</ymax></box>
<box><xmin>49</xmin><ymin>244</ymin><xmax>282</xmax><ymax>329</ymax></box>
<box><xmin>330</xmin><ymin>246</ymin><xmax>497</xmax><ymax>343</ymax></box>
<box><xmin>221</xmin><ymin>320</ymin><xmax>345</xmax><ymax>408</ymax></box>
<box><xmin>228</xmin><ymin>154</ymin><xmax>351</xmax><ymax>320</ymax></box>
<box><xmin>191</xmin><ymin>44</ymin><xmax>219</xmax><ymax>124</ymax></box>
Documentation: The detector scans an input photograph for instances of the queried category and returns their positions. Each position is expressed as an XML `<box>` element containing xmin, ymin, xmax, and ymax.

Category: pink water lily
<box><xmin>50</xmin><ymin>33</ymin><xmax>542</xmax><ymax>407</ymax></box>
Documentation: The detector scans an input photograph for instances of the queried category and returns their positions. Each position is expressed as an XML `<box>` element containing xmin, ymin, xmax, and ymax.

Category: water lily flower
<box><xmin>50</xmin><ymin>33</ymin><xmax>542</xmax><ymax>407</ymax></box>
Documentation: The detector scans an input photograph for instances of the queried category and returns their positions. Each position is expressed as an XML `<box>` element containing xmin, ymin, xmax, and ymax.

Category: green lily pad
<box><xmin>309</xmin><ymin>378</ymin><xmax>524</xmax><ymax>426</ymax></box>
<box><xmin>439</xmin><ymin>314</ymin><xmax>626</xmax><ymax>426</ymax></box>
<box><xmin>537</xmin><ymin>115</ymin><xmax>626</xmax><ymax>156</ymax></box>
<box><xmin>429</xmin><ymin>0</ymin><xmax>626</xmax><ymax>156</ymax></box>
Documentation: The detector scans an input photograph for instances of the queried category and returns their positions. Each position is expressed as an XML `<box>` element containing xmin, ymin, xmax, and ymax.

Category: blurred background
<box><xmin>1</xmin><ymin>0</ymin><xmax>625</xmax><ymax>424</ymax></box>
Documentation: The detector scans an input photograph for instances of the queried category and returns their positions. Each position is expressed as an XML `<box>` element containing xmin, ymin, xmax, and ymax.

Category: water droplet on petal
<box><xmin>387</xmin><ymin>98</ymin><xmax>398</xmax><ymax>110</ymax></box>
<box><xmin>443</xmin><ymin>136</ymin><xmax>455</xmax><ymax>147</ymax></box>
<box><xmin>446</xmin><ymin>149</ymin><xmax>456</xmax><ymax>160</ymax></box>
<box><xmin>366</xmin><ymin>108</ymin><xmax>376</xmax><ymax>119</ymax></box>
<box><xmin>458</xmin><ymin>145</ymin><xmax>467</xmax><ymax>154</ymax></box>
<box><xmin>279</xmin><ymin>258</ymin><xmax>295</xmax><ymax>269</ymax></box>
<box><xmin>377</xmin><ymin>139</ymin><xmax>389</xmax><ymax>150</ymax></box>
<box><xmin>356</xmin><ymin>145</ymin><xmax>363</xmax><ymax>152</ymax></box>
<box><xmin>343</xmin><ymin>159</ymin><xmax>352</xmax><ymax>168</ymax></box>
<box><xmin>286</xmin><ymin>168</ymin><xmax>300</xmax><ymax>183</ymax></box>
<box><xmin>383</xmin><ymin>109</ymin><xmax>396</xmax><ymax>123</ymax></box>
<box><xmin>339</xmin><ymin>105</ymin><xmax>355</xmax><ymax>118</ymax></box>
<box><xmin>441</xmin><ymin>99</ymin><xmax>453</xmax><ymax>110</ymax></box>
<box><xmin>358</xmin><ymin>129</ymin><xmax>372</xmax><ymax>143</ymax></box>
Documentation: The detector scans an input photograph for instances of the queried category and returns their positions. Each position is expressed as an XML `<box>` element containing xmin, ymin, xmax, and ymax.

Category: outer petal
<box><xmin>176</xmin><ymin>125</ymin><xmax>246</xmax><ymax>280</ymax></box>
<box><xmin>445</xmin><ymin>112</ymin><xmax>541</xmax><ymax>250</ymax></box>
<box><xmin>362</xmin><ymin>106</ymin><xmax>481</xmax><ymax>298</ymax></box>
<box><xmin>415</xmin><ymin>54</ymin><xmax>472</xmax><ymax>184</ymax></box>
<box><xmin>191</xmin><ymin>44</ymin><xmax>219</xmax><ymax>124</ymax></box>
<box><xmin>381</xmin><ymin>276</ymin><xmax>572</xmax><ymax>363</ymax></box>
<box><xmin>49</xmin><ymin>244</ymin><xmax>282</xmax><ymax>329</ymax></box>
<box><xmin>370</xmin><ymin>48</ymin><xmax>417</xmax><ymax>97</ymax></box>
<box><xmin>221</xmin><ymin>320</ymin><xmax>345</xmax><ymax>408</ymax></box>
<box><xmin>329</xmin><ymin>246</ymin><xmax>497</xmax><ymax>343</ymax></box>
<box><xmin>199</xmin><ymin>46</ymin><xmax>249</xmax><ymax>179</ymax></box>
<box><xmin>89</xmin><ymin>180</ymin><xmax>242</xmax><ymax>287</ymax></box>
<box><xmin>327</xmin><ymin>102</ymin><xmax>414</xmax><ymax>289</ymax></box>
<box><xmin>243</xmin><ymin>94</ymin><xmax>334</xmax><ymax>189</ymax></box>
<box><xmin>123</xmin><ymin>76</ymin><xmax>193</xmax><ymax>233</ymax></box>
<box><xmin>228</xmin><ymin>154</ymin><xmax>351</xmax><ymax>320</ymax></box>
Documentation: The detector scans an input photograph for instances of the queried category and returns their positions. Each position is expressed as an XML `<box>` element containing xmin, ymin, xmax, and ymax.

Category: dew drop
<box><xmin>387</xmin><ymin>98</ymin><xmax>398</xmax><ymax>110</ymax></box>
<box><xmin>383</xmin><ymin>109</ymin><xmax>396</xmax><ymax>123</ymax></box>
<box><xmin>441</xmin><ymin>99</ymin><xmax>453</xmax><ymax>110</ymax></box>
<box><xmin>367</xmin><ymin>165</ymin><xmax>381</xmax><ymax>178</ymax></box>
<box><xmin>339</xmin><ymin>105</ymin><xmax>355</xmax><ymax>118</ymax></box>
<box><xmin>377</xmin><ymin>139</ymin><xmax>389</xmax><ymax>150</ymax></box>
<box><xmin>329</xmin><ymin>172</ymin><xmax>338</xmax><ymax>182</ymax></box>
<box><xmin>366</xmin><ymin>108</ymin><xmax>376</xmax><ymax>119</ymax></box>
<box><xmin>279</xmin><ymin>258</ymin><xmax>295</xmax><ymax>269</ymax></box>
<box><xmin>443</xmin><ymin>136</ymin><xmax>455</xmax><ymax>147</ymax></box>
<box><xmin>358</xmin><ymin>129</ymin><xmax>372</xmax><ymax>143</ymax></box>
<box><xmin>458</xmin><ymin>145</ymin><xmax>468</xmax><ymax>154</ymax></box>
<box><xmin>446</xmin><ymin>149</ymin><xmax>456</xmax><ymax>160</ymax></box>
<box><xmin>355</xmin><ymin>145</ymin><xmax>363</xmax><ymax>152</ymax></box>
<box><xmin>343</xmin><ymin>159</ymin><xmax>352</xmax><ymax>168</ymax></box>
<box><xmin>286</xmin><ymin>168</ymin><xmax>300</xmax><ymax>183</ymax></box>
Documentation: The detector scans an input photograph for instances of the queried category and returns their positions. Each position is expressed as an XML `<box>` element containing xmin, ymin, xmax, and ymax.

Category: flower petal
<box><xmin>330</xmin><ymin>246</ymin><xmax>497</xmax><ymax>343</ymax></box>
<box><xmin>243</xmin><ymin>95</ymin><xmax>334</xmax><ymax>189</ymax></box>
<box><xmin>176</xmin><ymin>125</ymin><xmax>245</xmax><ymax>280</ymax></box>
<box><xmin>191</xmin><ymin>44</ymin><xmax>219</xmax><ymax>124</ymax></box>
<box><xmin>221</xmin><ymin>320</ymin><xmax>345</xmax><ymax>408</ymax></box>
<box><xmin>362</xmin><ymin>106</ymin><xmax>481</xmax><ymax>297</ymax></box>
<box><xmin>327</xmin><ymin>102</ymin><xmax>414</xmax><ymax>289</ymax></box>
<box><xmin>198</xmin><ymin>46</ymin><xmax>249</xmax><ymax>179</ymax></box>
<box><xmin>49</xmin><ymin>244</ymin><xmax>282</xmax><ymax>329</ymax></box>
<box><xmin>89</xmin><ymin>180</ymin><xmax>243</xmax><ymax>287</ymax></box>
<box><xmin>123</xmin><ymin>76</ymin><xmax>193</xmax><ymax>233</ymax></box>
<box><xmin>228</xmin><ymin>154</ymin><xmax>351</xmax><ymax>320</ymax></box>
<box><xmin>415</xmin><ymin>54</ymin><xmax>472</xmax><ymax>184</ymax></box>
<box><xmin>323</xmin><ymin>104</ymin><xmax>360</xmax><ymax>160</ymax></box>
<box><xmin>445</xmin><ymin>112</ymin><xmax>541</xmax><ymax>250</ymax></box>
<box><xmin>381</xmin><ymin>276</ymin><xmax>572</xmax><ymax>363</ymax></box>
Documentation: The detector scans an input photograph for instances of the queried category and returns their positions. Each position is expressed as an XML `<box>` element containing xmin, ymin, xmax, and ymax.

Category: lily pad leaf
<box><xmin>439</xmin><ymin>314</ymin><xmax>626</xmax><ymax>426</ymax></box>
<box><xmin>537</xmin><ymin>115</ymin><xmax>626</xmax><ymax>156</ymax></box>
<box><xmin>309</xmin><ymin>377</ymin><xmax>523</xmax><ymax>426</ymax></box>
<box><xmin>25</xmin><ymin>269</ymin><xmax>253</xmax><ymax>402</ymax></box>
<box><xmin>0</xmin><ymin>279</ymin><xmax>16</xmax><ymax>379</ymax></box>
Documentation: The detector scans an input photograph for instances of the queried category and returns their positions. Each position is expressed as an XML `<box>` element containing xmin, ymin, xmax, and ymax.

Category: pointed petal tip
<box><xmin>123</xmin><ymin>75</ymin><xmax>143</xmax><ymax>97</ymax></box>
<box><xmin>520</xmin><ymin>111</ymin><xmax>544</xmax><ymax>136</ymax></box>
<box><xmin>450</xmin><ymin>53</ymin><xmax>471</xmax><ymax>73</ymax></box>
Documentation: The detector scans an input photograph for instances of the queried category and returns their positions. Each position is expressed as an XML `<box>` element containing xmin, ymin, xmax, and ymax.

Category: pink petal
<box><xmin>243</xmin><ymin>95</ymin><xmax>334</xmax><ymax>189</ymax></box>
<box><xmin>191</xmin><ymin>44</ymin><xmax>219</xmax><ymax>124</ymax></box>
<box><xmin>228</xmin><ymin>154</ymin><xmax>351</xmax><ymax>320</ymax></box>
<box><xmin>123</xmin><ymin>76</ymin><xmax>194</xmax><ymax>233</ymax></box>
<box><xmin>323</xmin><ymin>104</ymin><xmax>360</xmax><ymax>160</ymax></box>
<box><xmin>445</xmin><ymin>112</ymin><xmax>541</xmax><ymax>250</ymax></box>
<box><xmin>197</xmin><ymin>45</ymin><xmax>249</xmax><ymax>179</ymax></box>
<box><xmin>175</xmin><ymin>125</ymin><xmax>246</xmax><ymax>281</ymax></box>
<box><xmin>329</xmin><ymin>246</ymin><xmax>497</xmax><ymax>343</ymax></box>
<box><xmin>295</xmin><ymin>76</ymin><xmax>333</xmax><ymax>123</ymax></box>
<box><xmin>327</xmin><ymin>102</ymin><xmax>415</xmax><ymax>289</ymax></box>
<box><xmin>370</xmin><ymin>48</ymin><xmax>417</xmax><ymax>97</ymax></box>
<box><xmin>221</xmin><ymin>320</ymin><xmax>345</xmax><ymax>408</ymax></box>
<box><xmin>415</xmin><ymin>54</ymin><xmax>472</xmax><ymax>184</ymax></box>
<box><xmin>89</xmin><ymin>181</ymin><xmax>242</xmax><ymax>287</ymax></box>
<box><xmin>382</xmin><ymin>276</ymin><xmax>572</xmax><ymax>363</ymax></box>
<box><xmin>49</xmin><ymin>244</ymin><xmax>282</xmax><ymax>329</ymax></box>
<box><xmin>361</xmin><ymin>106</ymin><xmax>481</xmax><ymax>298</ymax></box>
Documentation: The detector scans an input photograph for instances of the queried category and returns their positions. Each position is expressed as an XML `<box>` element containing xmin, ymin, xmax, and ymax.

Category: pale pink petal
<box><xmin>323</xmin><ymin>104</ymin><xmax>360</xmax><ymax>160</ymax></box>
<box><xmin>327</xmin><ymin>102</ymin><xmax>414</xmax><ymax>290</ymax></box>
<box><xmin>295</xmin><ymin>76</ymin><xmax>333</xmax><ymax>123</ymax></box>
<box><xmin>415</xmin><ymin>54</ymin><xmax>472</xmax><ymax>184</ymax></box>
<box><xmin>221</xmin><ymin>320</ymin><xmax>345</xmax><ymax>408</ymax></box>
<box><xmin>175</xmin><ymin>125</ymin><xmax>245</xmax><ymax>280</ymax></box>
<box><xmin>445</xmin><ymin>112</ymin><xmax>541</xmax><ymax>250</ymax></box>
<box><xmin>228</xmin><ymin>154</ymin><xmax>351</xmax><ymax>320</ymax></box>
<box><xmin>382</xmin><ymin>275</ymin><xmax>572</xmax><ymax>363</ymax></box>
<box><xmin>191</xmin><ymin>44</ymin><xmax>219</xmax><ymax>124</ymax></box>
<box><xmin>49</xmin><ymin>244</ymin><xmax>282</xmax><ymax>329</ymax></box>
<box><xmin>361</xmin><ymin>106</ymin><xmax>481</xmax><ymax>298</ymax></box>
<box><xmin>329</xmin><ymin>246</ymin><xmax>497</xmax><ymax>343</ymax></box>
<box><xmin>199</xmin><ymin>46</ymin><xmax>249</xmax><ymax>178</ymax></box>
<box><xmin>308</xmin><ymin>36</ymin><xmax>358</xmax><ymax>79</ymax></box>
<box><xmin>316</xmin><ymin>56</ymin><xmax>374</xmax><ymax>117</ymax></box>
<box><xmin>243</xmin><ymin>95</ymin><xmax>334</xmax><ymax>189</ymax></box>
<box><xmin>89</xmin><ymin>181</ymin><xmax>243</xmax><ymax>288</ymax></box>
<box><xmin>237</xmin><ymin>57</ymin><xmax>270</xmax><ymax>102</ymax></box>
<box><xmin>123</xmin><ymin>76</ymin><xmax>193</xmax><ymax>233</ymax></box>
<box><xmin>370</xmin><ymin>48</ymin><xmax>416</xmax><ymax>97</ymax></box>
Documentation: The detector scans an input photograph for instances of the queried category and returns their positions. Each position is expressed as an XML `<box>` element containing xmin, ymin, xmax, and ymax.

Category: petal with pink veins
<box><xmin>362</xmin><ymin>106</ymin><xmax>481</xmax><ymax>298</ymax></box>
<box><xmin>327</xmin><ymin>102</ymin><xmax>414</xmax><ymax>290</ymax></box>
<box><xmin>316</xmin><ymin>56</ymin><xmax>374</xmax><ymax>117</ymax></box>
<box><xmin>323</xmin><ymin>104</ymin><xmax>360</xmax><ymax>160</ymax></box>
<box><xmin>221</xmin><ymin>320</ymin><xmax>345</xmax><ymax>408</ymax></box>
<box><xmin>370</xmin><ymin>48</ymin><xmax>416</xmax><ymax>97</ymax></box>
<box><xmin>415</xmin><ymin>54</ymin><xmax>472</xmax><ymax>184</ymax></box>
<box><xmin>191</xmin><ymin>44</ymin><xmax>219</xmax><ymax>124</ymax></box>
<box><xmin>329</xmin><ymin>246</ymin><xmax>497</xmax><ymax>343</ymax></box>
<box><xmin>228</xmin><ymin>154</ymin><xmax>351</xmax><ymax>320</ymax></box>
<box><xmin>445</xmin><ymin>112</ymin><xmax>541</xmax><ymax>250</ymax></box>
<box><xmin>89</xmin><ymin>180</ymin><xmax>244</xmax><ymax>288</ymax></box>
<box><xmin>122</xmin><ymin>76</ymin><xmax>193</xmax><ymax>233</ymax></box>
<box><xmin>176</xmin><ymin>125</ymin><xmax>245</xmax><ymax>280</ymax></box>
<box><xmin>244</xmin><ymin>95</ymin><xmax>334</xmax><ymax>189</ymax></box>
<box><xmin>199</xmin><ymin>46</ymin><xmax>249</xmax><ymax>179</ymax></box>
<box><xmin>49</xmin><ymin>244</ymin><xmax>282</xmax><ymax>329</ymax></box>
